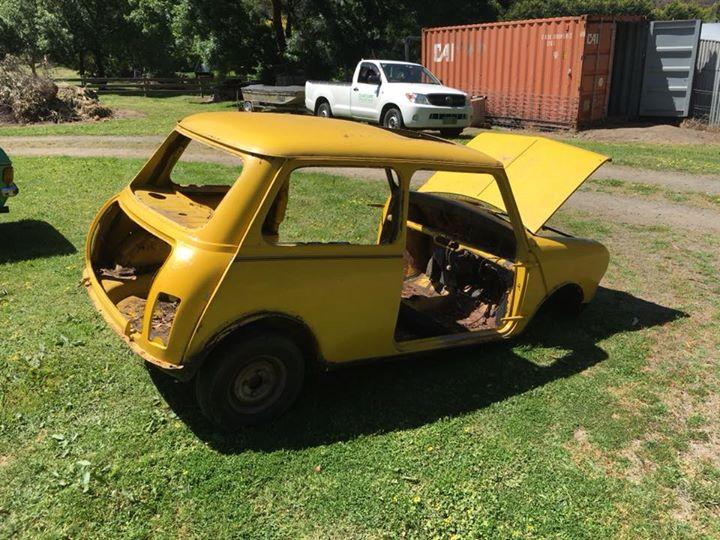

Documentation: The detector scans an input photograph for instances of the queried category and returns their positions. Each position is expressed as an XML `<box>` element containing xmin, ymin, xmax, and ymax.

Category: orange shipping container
<box><xmin>422</xmin><ymin>15</ymin><xmax>641</xmax><ymax>129</ymax></box>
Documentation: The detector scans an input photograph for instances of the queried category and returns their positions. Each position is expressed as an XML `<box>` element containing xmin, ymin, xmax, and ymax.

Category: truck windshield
<box><xmin>380</xmin><ymin>63</ymin><xmax>440</xmax><ymax>84</ymax></box>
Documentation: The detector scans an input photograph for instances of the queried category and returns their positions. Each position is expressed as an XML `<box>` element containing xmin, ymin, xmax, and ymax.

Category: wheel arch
<box><xmin>540</xmin><ymin>282</ymin><xmax>585</xmax><ymax>313</ymax></box>
<box><xmin>314</xmin><ymin>96</ymin><xmax>331</xmax><ymax>114</ymax></box>
<box><xmin>380</xmin><ymin>102</ymin><xmax>401</xmax><ymax>124</ymax></box>
<box><xmin>183</xmin><ymin>312</ymin><xmax>321</xmax><ymax>379</ymax></box>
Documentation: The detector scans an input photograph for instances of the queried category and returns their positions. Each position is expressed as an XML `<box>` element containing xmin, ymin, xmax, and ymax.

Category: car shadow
<box><xmin>148</xmin><ymin>286</ymin><xmax>687</xmax><ymax>452</ymax></box>
<box><xmin>0</xmin><ymin>220</ymin><xmax>77</xmax><ymax>264</ymax></box>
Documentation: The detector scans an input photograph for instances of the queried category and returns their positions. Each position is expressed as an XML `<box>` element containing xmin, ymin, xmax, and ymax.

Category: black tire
<box><xmin>315</xmin><ymin>101</ymin><xmax>332</xmax><ymax>118</ymax></box>
<box><xmin>242</xmin><ymin>100</ymin><xmax>254</xmax><ymax>112</ymax></box>
<box><xmin>195</xmin><ymin>332</ymin><xmax>305</xmax><ymax>429</ymax></box>
<box><xmin>382</xmin><ymin>107</ymin><xmax>404</xmax><ymax>130</ymax></box>
<box><xmin>440</xmin><ymin>128</ymin><xmax>463</xmax><ymax>138</ymax></box>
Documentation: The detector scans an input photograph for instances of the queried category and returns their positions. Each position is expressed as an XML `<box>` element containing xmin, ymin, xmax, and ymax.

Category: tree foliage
<box><xmin>505</xmin><ymin>0</ymin><xmax>719</xmax><ymax>21</ymax></box>
<box><xmin>0</xmin><ymin>0</ymin><xmax>718</xmax><ymax>80</ymax></box>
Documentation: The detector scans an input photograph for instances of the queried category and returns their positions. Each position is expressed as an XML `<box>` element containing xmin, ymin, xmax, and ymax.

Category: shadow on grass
<box><xmin>0</xmin><ymin>219</ymin><xmax>76</xmax><ymax>264</ymax></box>
<box><xmin>149</xmin><ymin>286</ymin><xmax>686</xmax><ymax>452</ymax></box>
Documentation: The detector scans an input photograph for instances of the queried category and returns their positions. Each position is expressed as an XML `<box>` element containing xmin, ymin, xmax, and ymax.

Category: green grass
<box><xmin>588</xmin><ymin>178</ymin><xmax>720</xmax><ymax>210</ymax></box>
<box><xmin>565</xmin><ymin>140</ymin><xmax>720</xmax><ymax>176</ymax></box>
<box><xmin>1</xmin><ymin>156</ymin><xmax>720</xmax><ymax>538</ymax></box>
<box><xmin>0</xmin><ymin>95</ymin><xmax>237</xmax><ymax>137</ymax></box>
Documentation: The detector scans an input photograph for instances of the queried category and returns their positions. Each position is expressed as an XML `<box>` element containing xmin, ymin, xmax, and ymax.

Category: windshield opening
<box><xmin>380</xmin><ymin>63</ymin><xmax>440</xmax><ymax>84</ymax></box>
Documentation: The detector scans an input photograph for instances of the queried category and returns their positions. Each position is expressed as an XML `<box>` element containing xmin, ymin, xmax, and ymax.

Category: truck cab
<box><xmin>305</xmin><ymin>60</ymin><xmax>472</xmax><ymax>137</ymax></box>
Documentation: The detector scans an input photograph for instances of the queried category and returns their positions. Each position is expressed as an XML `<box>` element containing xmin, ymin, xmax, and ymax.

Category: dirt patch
<box><xmin>567</xmin><ymin>427</ymin><xmax>660</xmax><ymax>485</ymax></box>
<box><xmin>564</xmin><ymin>190</ymin><xmax>720</xmax><ymax>233</ymax></box>
<box><xmin>466</xmin><ymin>123</ymin><xmax>720</xmax><ymax>146</ymax></box>
<box><xmin>571</xmin><ymin>124</ymin><xmax>720</xmax><ymax>146</ymax></box>
<box><xmin>592</xmin><ymin>165</ymin><xmax>720</xmax><ymax>196</ymax></box>
<box><xmin>112</xmin><ymin>108</ymin><xmax>147</xmax><ymax>120</ymax></box>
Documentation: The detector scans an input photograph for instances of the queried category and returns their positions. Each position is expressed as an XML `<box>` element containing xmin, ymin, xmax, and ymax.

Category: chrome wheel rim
<box><xmin>386</xmin><ymin>114</ymin><xmax>399</xmax><ymax>129</ymax></box>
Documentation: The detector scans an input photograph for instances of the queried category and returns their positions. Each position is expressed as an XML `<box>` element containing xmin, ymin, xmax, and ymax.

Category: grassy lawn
<box><xmin>1</xmin><ymin>157</ymin><xmax>719</xmax><ymax>538</ymax></box>
<box><xmin>0</xmin><ymin>95</ymin><xmax>237</xmax><ymax>137</ymax></box>
<box><xmin>565</xmin><ymin>140</ymin><xmax>720</xmax><ymax>177</ymax></box>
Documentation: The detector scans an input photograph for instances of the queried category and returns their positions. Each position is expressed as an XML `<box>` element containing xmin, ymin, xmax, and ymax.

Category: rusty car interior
<box><xmin>394</xmin><ymin>188</ymin><xmax>516</xmax><ymax>342</ymax></box>
<box><xmin>89</xmin><ymin>202</ymin><xmax>175</xmax><ymax>341</ymax></box>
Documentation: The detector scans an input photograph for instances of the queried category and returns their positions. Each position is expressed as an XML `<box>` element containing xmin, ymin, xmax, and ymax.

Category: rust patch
<box><xmin>117</xmin><ymin>295</ymin><xmax>146</xmax><ymax>334</ymax></box>
<box><xmin>99</xmin><ymin>264</ymin><xmax>137</xmax><ymax>280</ymax></box>
<box><xmin>401</xmin><ymin>275</ymin><xmax>501</xmax><ymax>332</ymax></box>
<box><xmin>148</xmin><ymin>295</ymin><xmax>180</xmax><ymax>344</ymax></box>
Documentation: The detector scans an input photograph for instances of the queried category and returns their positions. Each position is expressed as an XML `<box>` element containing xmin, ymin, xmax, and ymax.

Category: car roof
<box><xmin>176</xmin><ymin>113</ymin><xmax>501</xmax><ymax>170</ymax></box>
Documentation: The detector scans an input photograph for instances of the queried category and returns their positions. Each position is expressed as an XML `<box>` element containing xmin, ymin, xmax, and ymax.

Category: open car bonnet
<box><xmin>418</xmin><ymin>133</ymin><xmax>610</xmax><ymax>234</ymax></box>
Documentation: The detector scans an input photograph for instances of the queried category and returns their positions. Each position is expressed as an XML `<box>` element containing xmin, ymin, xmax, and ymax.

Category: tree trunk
<box><xmin>271</xmin><ymin>0</ymin><xmax>286</xmax><ymax>55</ymax></box>
<box><xmin>285</xmin><ymin>0</ymin><xmax>294</xmax><ymax>39</ymax></box>
<box><xmin>95</xmin><ymin>52</ymin><xmax>106</xmax><ymax>78</ymax></box>
<box><xmin>29</xmin><ymin>50</ymin><xmax>37</xmax><ymax>76</ymax></box>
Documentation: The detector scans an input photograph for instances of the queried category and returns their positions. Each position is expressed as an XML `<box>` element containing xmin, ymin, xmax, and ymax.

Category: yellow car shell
<box><xmin>83</xmin><ymin>112</ymin><xmax>609</xmax><ymax>428</ymax></box>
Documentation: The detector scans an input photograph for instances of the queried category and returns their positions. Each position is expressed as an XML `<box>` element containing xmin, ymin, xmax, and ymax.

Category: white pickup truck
<box><xmin>305</xmin><ymin>60</ymin><xmax>472</xmax><ymax>137</ymax></box>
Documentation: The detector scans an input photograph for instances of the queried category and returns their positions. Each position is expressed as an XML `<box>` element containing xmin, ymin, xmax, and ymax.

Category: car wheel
<box><xmin>195</xmin><ymin>332</ymin><xmax>305</xmax><ymax>429</ymax></box>
<box><xmin>316</xmin><ymin>101</ymin><xmax>332</xmax><ymax>118</ymax></box>
<box><xmin>440</xmin><ymin>128</ymin><xmax>463</xmax><ymax>138</ymax></box>
<box><xmin>383</xmin><ymin>107</ymin><xmax>404</xmax><ymax>130</ymax></box>
<box><xmin>242</xmin><ymin>100</ymin><xmax>254</xmax><ymax>112</ymax></box>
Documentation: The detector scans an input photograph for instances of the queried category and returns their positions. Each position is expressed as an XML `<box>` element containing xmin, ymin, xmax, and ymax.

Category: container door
<box><xmin>607</xmin><ymin>21</ymin><xmax>648</xmax><ymax>119</ymax></box>
<box><xmin>639</xmin><ymin>19</ymin><xmax>702</xmax><ymax>117</ymax></box>
<box><xmin>578</xmin><ymin>20</ymin><xmax>616</xmax><ymax>126</ymax></box>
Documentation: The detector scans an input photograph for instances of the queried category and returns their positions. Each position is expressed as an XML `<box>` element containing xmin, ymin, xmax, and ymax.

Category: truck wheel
<box><xmin>440</xmin><ymin>128</ymin><xmax>463</xmax><ymax>138</ymax></box>
<box><xmin>242</xmin><ymin>100</ymin><xmax>254</xmax><ymax>112</ymax></box>
<box><xmin>195</xmin><ymin>332</ymin><xmax>305</xmax><ymax>429</ymax></box>
<box><xmin>383</xmin><ymin>107</ymin><xmax>404</xmax><ymax>130</ymax></box>
<box><xmin>316</xmin><ymin>101</ymin><xmax>332</xmax><ymax>118</ymax></box>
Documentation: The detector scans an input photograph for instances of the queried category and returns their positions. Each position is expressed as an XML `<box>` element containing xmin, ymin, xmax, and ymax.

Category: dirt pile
<box><xmin>0</xmin><ymin>56</ymin><xmax>112</xmax><ymax>124</ymax></box>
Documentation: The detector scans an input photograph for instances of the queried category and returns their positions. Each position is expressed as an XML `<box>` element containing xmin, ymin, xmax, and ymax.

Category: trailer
<box><xmin>240</xmin><ymin>85</ymin><xmax>306</xmax><ymax>113</ymax></box>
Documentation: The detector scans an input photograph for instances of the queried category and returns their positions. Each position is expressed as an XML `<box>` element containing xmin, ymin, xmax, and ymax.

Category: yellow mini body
<box><xmin>84</xmin><ymin>113</ymin><xmax>609</xmax><ymax>427</ymax></box>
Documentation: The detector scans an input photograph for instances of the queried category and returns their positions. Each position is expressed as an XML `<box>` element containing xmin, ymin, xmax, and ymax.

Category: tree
<box><xmin>653</xmin><ymin>1</ymin><xmax>712</xmax><ymax>21</ymax></box>
<box><xmin>283</xmin><ymin>0</ymin><xmax>503</xmax><ymax>79</ymax></box>
<box><xmin>504</xmin><ymin>0</ymin><xmax>654</xmax><ymax>20</ymax></box>
<box><xmin>169</xmin><ymin>0</ymin><xmax>274</xmax><ymax>77</ymax></box>
<box><xmin>0</xmin><ymin>0</ymin><xmax>62</xmax><ymax>73</ymax></box>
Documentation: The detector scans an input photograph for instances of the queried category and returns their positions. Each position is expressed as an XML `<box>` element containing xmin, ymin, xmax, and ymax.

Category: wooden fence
<box><xmin>53</xmin><ymin>76</ymin><xmax>249</xmax><ymax>97</ymax></box>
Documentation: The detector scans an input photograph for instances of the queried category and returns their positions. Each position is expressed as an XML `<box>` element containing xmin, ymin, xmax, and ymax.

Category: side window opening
<box><xmin>262</xmin><ymin>167</ymin><xmax>401</xmax><ymax>246</ymax></box>
<box><xmin>395</xmin><ymin>170</ymin><xmax>517</xmax><ymax>342</ymax></box>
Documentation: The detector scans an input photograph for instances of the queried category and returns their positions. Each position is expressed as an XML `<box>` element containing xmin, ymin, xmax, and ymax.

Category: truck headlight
<box><xmin>405</xmin><ymin>93</ymin><xmax>430</xmax><ymax>105</ymax></box>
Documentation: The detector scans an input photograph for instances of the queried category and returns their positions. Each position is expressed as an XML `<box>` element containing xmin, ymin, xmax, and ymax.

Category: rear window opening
<box><xmin>395</xmin><ymin>190</ymin><xmax>516</xmax><ymax>342</ymax></box>
<box><xmin>132</xmin><ymin>137</ymin><xmax>244</xmax><ymax>229</ymax></box>
<box><xmin>90</xmin><ymin>203</ymin><xmax>173</xmax><ymax>335</ymax></box>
